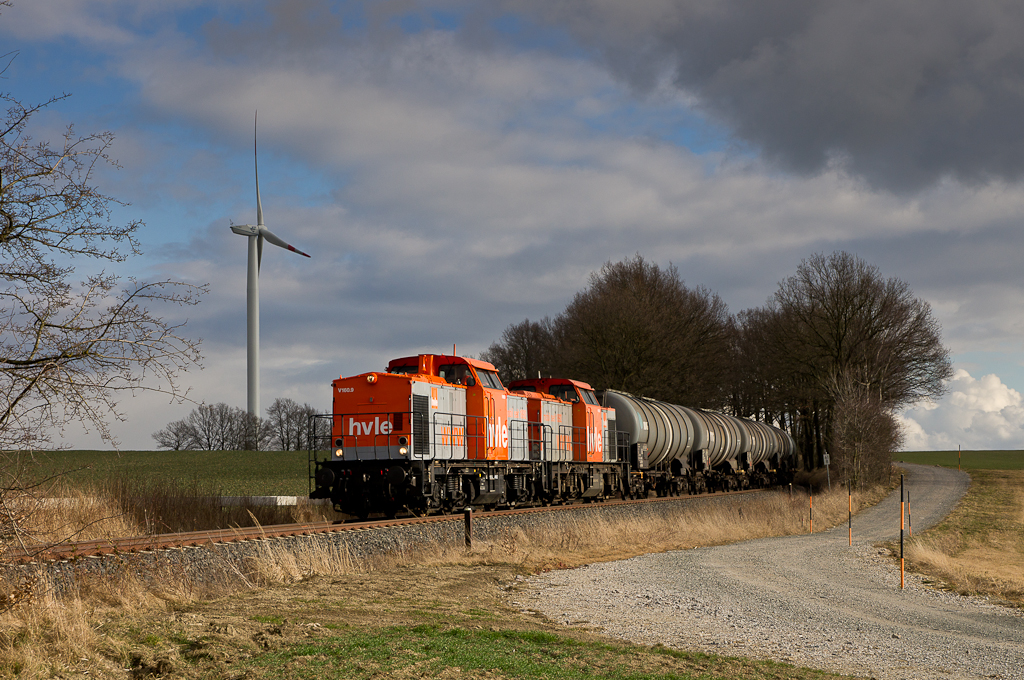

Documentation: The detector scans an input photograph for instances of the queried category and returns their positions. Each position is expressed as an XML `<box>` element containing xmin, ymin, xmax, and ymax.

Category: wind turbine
<box><xmin>230</xmin><ymin>114</ymin><xmax>311</xmax><ymax>417</ymax></box>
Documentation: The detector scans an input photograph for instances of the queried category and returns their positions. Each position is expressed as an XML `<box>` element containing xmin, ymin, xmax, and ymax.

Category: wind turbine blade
<box><xmin>254</xmin><ymin>112</ymin><xmax>264</xmax><ymax>227</ymax></box>
<box><xmin>257</xmin><ymin>233</ymin><xmax>264</xmax><ymax>272</ymax></box>
<box><xmin>260</xmin><ymin>227</ymin><xmax>312</xmax><ymax>258</ymax></box>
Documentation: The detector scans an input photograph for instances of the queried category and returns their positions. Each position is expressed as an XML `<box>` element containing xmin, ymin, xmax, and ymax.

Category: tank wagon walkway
<box><xmin>514</xmin><ymin>464</ymin><xmax>1024</xmax><ymax>680</ymax></box>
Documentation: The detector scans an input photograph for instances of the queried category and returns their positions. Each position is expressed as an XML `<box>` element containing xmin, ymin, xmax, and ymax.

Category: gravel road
<box><xmin>513</xmin><ymin>464</ymin><xmax>1023</xmax><ymax>680</ymax></box>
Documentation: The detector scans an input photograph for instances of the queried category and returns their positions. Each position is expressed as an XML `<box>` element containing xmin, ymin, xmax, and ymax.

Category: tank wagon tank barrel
<box><xmin>598</xmin><ymin>389</ymin><xmax>795</xmax><ymax>494</ymax></box>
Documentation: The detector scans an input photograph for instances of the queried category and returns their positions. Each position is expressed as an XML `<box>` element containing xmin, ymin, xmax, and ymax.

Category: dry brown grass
<box><xmin>238</xmin><ymin>485</ymin><xmax>889</xmax><ymax>583</ymax></box>
<box><xmin>3</xmin><ymin>479</ymin><xmax>333</xmax><ymax>559</ymax></box>
<box><xmin>7</xmin><ymin>485</ymin><xmax>143</xmax><ymax>548</ymax></box>
<box><xmin>0</xmin><ymin>567</ymin><xmax>151</xmax><ymax>677</ymax></box>
<box><xmin>0</xmin><ymin>485</ymin><xmax>886</xmax><ymax>676</ymax></box>
<box><xmin>906</xmin><ymin>469</ymin><xmax>1024</xmax><ymax>605</ymax></box>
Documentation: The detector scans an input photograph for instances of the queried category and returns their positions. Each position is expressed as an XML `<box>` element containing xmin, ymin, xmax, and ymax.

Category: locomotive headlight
<box><xmin>334</xmin><ymin>449</ymin><xmax>344</xmax><ymax>459</ymax></box>
<box><xmin>399</xmin><ymin>436</ymin><xmax>408</xmax><ymax>446</ymax></box>
<box><xmin>399</xmin><ymin>447</ymin><xmax>408</xmax><ymax>456</ymax></box>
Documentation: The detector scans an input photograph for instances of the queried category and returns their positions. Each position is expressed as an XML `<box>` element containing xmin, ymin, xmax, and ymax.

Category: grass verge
<box><xmin>905</xmin><ymin>469</ymin><xmax>1024</xmax><ymax>606</ymax></box>
<box><xmin>242</xmin><ymin>621</ymin><xmax>843</xmax><ymax>680</ymax></box>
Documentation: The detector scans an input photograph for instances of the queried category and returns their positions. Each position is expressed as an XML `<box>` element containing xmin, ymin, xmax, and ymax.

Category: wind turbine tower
<box><xmin>230</xmin><ymin>115</ymin><xmax>311</xmax><ymax>416</ymax></box>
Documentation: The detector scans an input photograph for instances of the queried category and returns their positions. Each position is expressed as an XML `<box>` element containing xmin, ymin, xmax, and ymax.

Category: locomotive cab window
<box><xmin>389</xmin><ymin>365</ymin><xmax>419</xmax><ymax>375</ymax></box>
<box><xmin>438</xmin><ymin>364</ymin><xmax>474</xmax><ymax>386</ymax></box>
<box><xmin>548</xmin><ymin>385</ymin><xmax>580</xmax><ymax>402</ymax></box>
<box><xmin>580</xmin><ymin>389</ymin><xmax>599</xmax><ymax>405</ymax></box>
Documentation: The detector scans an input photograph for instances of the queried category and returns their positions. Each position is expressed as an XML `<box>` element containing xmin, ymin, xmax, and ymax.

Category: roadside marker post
<box><xmin>464</xmin><ymin>507</ymin><xmax>473</xmax><ymax>550</ymax></box>
<box><xmin>848</xmin><ymin>480</ymin><xmax>852</xmax><ymax>546</ymax></box>
<box><xmin>809</xmin><ymin>494</ymin><xmax>813</xmax><ymax>533</ymax></box>
<box><xmin>900</xmin><ymin>475</ymin><xmax>905</xmax><ymax>589</ymax></box>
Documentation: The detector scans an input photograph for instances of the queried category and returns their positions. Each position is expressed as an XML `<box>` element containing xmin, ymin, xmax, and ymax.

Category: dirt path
<box><xmin>514</xmin><ymin>464</ymin><xmax>1024</xmax><ymax>680</ymax></box>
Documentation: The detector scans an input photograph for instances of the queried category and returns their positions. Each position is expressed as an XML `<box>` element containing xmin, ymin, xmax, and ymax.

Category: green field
<box><xmin>17</xmin><ymin>448</ymin><xmax>1023</xmax><ymax>499</ymax></box>
<box><xmin>16</xmin><ymin>449</ymin><xmax>311</xmax><ymax>496</ymax></box>
<box><xmin>897</xmin><ymin>449</ymin><xmax>1024</xmax><ymax>470</ymax></box>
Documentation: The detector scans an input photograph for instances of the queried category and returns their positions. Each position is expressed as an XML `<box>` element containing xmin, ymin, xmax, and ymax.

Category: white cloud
<box><xmin>7</xmin><ymin>4</ymin><xmax>1024</xmax><ymax>454</ymax></box>
<box><xmin>900</xmin><ymin>369</ymin><xmax>1024</xmax><ymax>451</ymax></box>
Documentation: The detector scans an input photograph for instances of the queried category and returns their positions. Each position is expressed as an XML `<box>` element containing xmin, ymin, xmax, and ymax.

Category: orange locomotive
<box><xmin>308</xmin><ymin>354</ymin><xmax>626</xmax><ymax>519</ymax></box>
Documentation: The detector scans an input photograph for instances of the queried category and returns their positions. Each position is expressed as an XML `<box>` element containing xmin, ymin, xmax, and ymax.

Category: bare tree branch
<box><xmin>1</xmin><ymin>51</ymin><xmax>206</xmax><ymax>552</ymax></box>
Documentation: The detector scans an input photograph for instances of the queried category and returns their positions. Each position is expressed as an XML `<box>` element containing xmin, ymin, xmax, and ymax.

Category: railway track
<box><xmin>5</xmin><ymin>488</ymin><xmax>767</xmax><ymax>565</ymax></box>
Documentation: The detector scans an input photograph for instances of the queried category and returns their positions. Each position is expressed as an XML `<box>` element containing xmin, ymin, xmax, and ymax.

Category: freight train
<box><xmin>308</xmin><ymin>353</ymin><xmax>796</xmax><ymax>519</ymax></box>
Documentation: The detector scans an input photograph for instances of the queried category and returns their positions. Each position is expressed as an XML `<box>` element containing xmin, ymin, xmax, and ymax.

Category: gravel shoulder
<box><xmin>512</xmin><ymin>464</ymin><xmax>1024</xmax><ymax>680</ymax></box>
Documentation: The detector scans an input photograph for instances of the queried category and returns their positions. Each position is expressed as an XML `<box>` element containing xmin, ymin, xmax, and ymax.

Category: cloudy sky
<box><xmin>4</xmin><ymin>0</ymin><xmax>1024</xmax><ymax>451</ymax></box>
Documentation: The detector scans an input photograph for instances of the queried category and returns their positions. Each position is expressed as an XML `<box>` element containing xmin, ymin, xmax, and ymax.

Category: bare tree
<box><xmin>827</xmin><ymin>369</ymin><xmax>904</xmax><ymax>487</ymax></box>
<box><xmin>480</xmin><ymin>317</ymin><xmax>555</xmax><ymax>385</ymax></box>
<box><xmin>773</xmin><ymin>251</ymin><xmax>951</xmax><ymax>411</ymax></box>
<box><xmin>1</xmin><ymin>77</ymin><xmax>204</xmax><ymax>451</ymax></box>
<box><xmin>265</xmin><ymin>397</ymin><xmax>322</xmax><ymax>450</ymax></box>
<box><xmin>737</xmin><ymin>251</ymin><xmax>951</xmax><ymax>479</ymax></box>
<box><xmin>176</xmin><ymin>403</ymin><xmax>270</xmax><ymax>451</ymax></box>
<box><xmin>550</xmin><ymin>255</ymin><xmax>732</xmax><ymax>407</ymax></box>
<box><xmin>1</xmin><ymin>43</ymin><xmax>204</xmax><ymax>557</ymax></box>
<box><xmin>233</xmin><ymin>409</ymin><xmax>270</xmax><ymax>451</ymax></box>
<box><xmin>152</xmin><ymin>419</ymin><xmax>197</xmax><ymax>451</ymax></box>
<box><xmin>154</xmin><ymin>400</ymin><xmax>319</xmax><ymax>451</ymax></box>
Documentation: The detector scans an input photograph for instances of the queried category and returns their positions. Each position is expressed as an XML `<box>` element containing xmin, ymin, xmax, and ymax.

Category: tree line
<box><xmin>151</xmin><ymin>398</ymin><xmax>328</xmax><ymax>452</ymax></box>
<box><xmin>481</xmin><ymin>253</ymin><xmax>952</xmax><ymax>487</ymax></box>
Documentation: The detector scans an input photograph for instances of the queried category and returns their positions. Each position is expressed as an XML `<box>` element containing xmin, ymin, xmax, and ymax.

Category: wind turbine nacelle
<box><xmin>231</xmin><ymin>224</ymin><xmax>259</xmax><ymax>236</ymax></box>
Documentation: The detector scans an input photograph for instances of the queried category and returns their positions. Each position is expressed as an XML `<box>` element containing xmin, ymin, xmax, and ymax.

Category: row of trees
<box><xmin>481</xmin><ymin>257</ymin><xmax>733</xmax><ymax>407</ymax></box>
<box><xmin>481</xmin><ymin>253</ymin><xmax>952</xmax><ymax>486</ymax></box>
<box><xmin>152</xmin><ymin>398</ymin><xmax>327</xmax><ymax>451</ymax></box>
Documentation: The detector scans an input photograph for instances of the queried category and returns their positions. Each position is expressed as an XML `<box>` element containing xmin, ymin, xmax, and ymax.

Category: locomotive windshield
<box><xmin>580</xmin><ymin>389</ymin><xmax>599</xmax><ymax>405</ymax></box>
<box><xmin>476</xmin><ymin>369</ymin><xmax>504</xmax><ymax>390</ymax></box>
<box><xmin>389</xmin><ymin>365</ymin><xmax>419</xmax><ymax>375</ymax></box>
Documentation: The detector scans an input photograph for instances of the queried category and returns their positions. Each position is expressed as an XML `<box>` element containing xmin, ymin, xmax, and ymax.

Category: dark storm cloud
<box><xmin>500</xmin><ymin>0</ymin><xmax>1024</xmax><ymax>192</ymax></box>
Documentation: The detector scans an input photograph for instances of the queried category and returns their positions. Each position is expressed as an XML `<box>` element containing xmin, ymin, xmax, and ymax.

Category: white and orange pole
<box><xmin>900</xmin><ymin>474</ymin><xmax>905</xmax><ymax>589</ymax></box>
